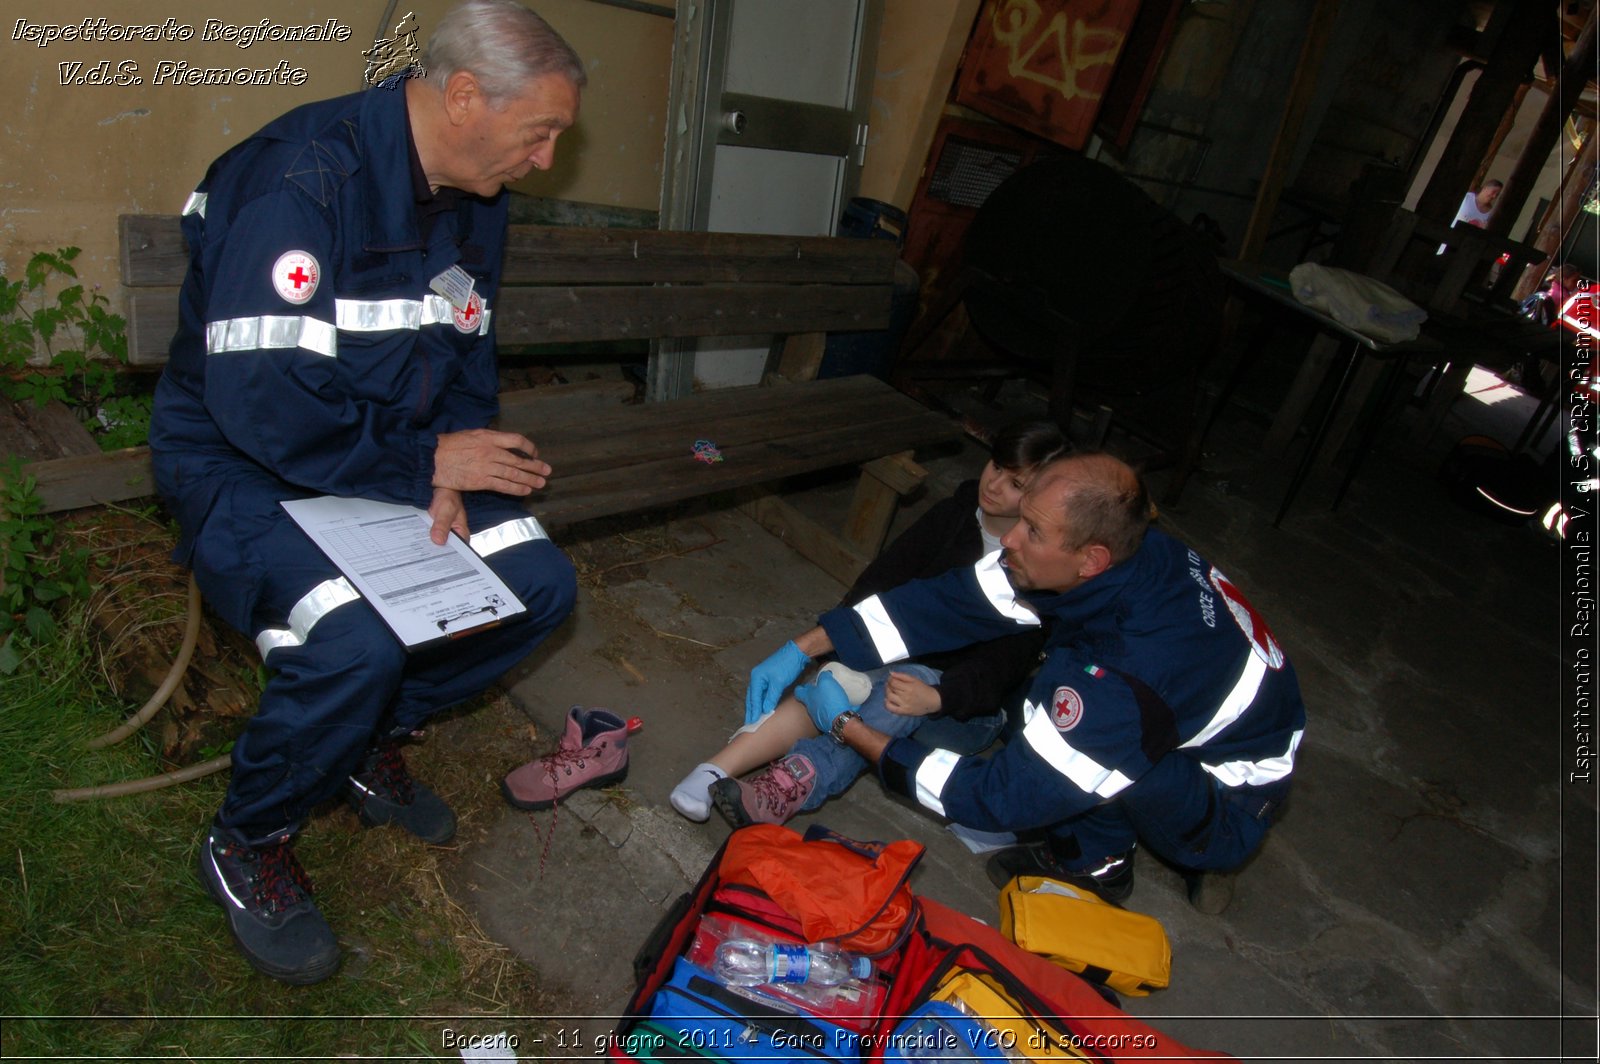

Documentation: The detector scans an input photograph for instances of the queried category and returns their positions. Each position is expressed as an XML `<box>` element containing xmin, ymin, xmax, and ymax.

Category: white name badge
<box><xmin>428</xmin><ymin>265</ymin><xmax>477</xmax><ymax>312</ymax></box>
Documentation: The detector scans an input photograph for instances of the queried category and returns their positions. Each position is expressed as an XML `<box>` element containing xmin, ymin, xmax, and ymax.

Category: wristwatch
<box><xmin>829</xmin><ymin>709</ymin><xmax>862</xmax><ymax>746</ymax></box>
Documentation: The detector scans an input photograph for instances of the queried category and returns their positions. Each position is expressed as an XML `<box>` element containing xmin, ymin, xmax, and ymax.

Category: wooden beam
<box><xmin>843</xmin><ymin>451</ymin><xmax>926</xmax><ymax>556</ymax></box>
<box><xmin>1236</xmin><ymin>0</ymin><xmax>1342</xmax><ymax>263</ymax></box>
<box><xmin>738</xmin><ymin>494</ymin><xmax>871</xmax><ymax>586</ymax></box>
<box><xmin>25</xmin><ymin>446</ymin><xmax>154</xmax><ymax>514</ymax></box>
<box><xmin>774</xmin><ymin>332</ymin><xmax>827</xmax><ymax>383</ymax></box>
<box><xmin>1514</xmin><ymin>123</ymin><xmax>1599</xmax><ymax>300</ymax></box>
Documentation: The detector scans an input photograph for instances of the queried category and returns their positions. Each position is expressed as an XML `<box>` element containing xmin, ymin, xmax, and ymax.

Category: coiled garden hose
<box><xmin>53</xmin><ymin>573</ymin><xmax>233</xmax><ymax>802</ymax></box>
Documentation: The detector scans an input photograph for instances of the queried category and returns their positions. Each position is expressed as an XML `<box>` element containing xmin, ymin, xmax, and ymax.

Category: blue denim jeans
<box><xmin>792</xmin><ymin>664</ymin><xmax>1005</xmax><ymax>813</ymax></box>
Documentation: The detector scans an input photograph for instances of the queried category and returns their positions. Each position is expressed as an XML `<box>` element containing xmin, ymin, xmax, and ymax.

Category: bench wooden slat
<box><xmin>498</xmin><ymin>372</ymin><xmax>876</xmax><ymax>438</ymax></box>
<box><xmin>526</xmin><ymin>380</ymin><xmax>916</xmax><ymax>476</ymax></box>
<box><xmin>497</xmin><ymin>283</ymin><xmax>890</xmax><ymax>345</ymax></box>
<box><xmin>128</xmin><ymin>282</ymin><xmax>892</xmax><ymax>365</ymax></box>
<box><xmin>533</xmin><ymin>413</ymin><xmax>954</xmax><ymax>532</ymax></box>
<box><xmin>120</xmin><ymin>215</ymin><xmax>898</xmax><ymax>287</ymax></box>
<box><xmin>502</xmin><ymin>227</ymin><xmax>898</xmax><ymax>284</ymax></box>
<box><xmin>26</xmin><ymin>378</ymin><xmax>958</xmax><ymax>522</ymax></box>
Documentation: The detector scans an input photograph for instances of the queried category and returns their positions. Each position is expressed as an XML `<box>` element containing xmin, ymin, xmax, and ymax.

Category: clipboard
<box><xmin>281</xmin><ymin>495</ymin><xmax>527</xmax><ymax>650</ymax></box>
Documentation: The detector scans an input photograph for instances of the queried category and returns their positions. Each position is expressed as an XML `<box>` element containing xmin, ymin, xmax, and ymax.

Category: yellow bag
<box><xmin>997</xmin><ymin>875</ymin><xmax>1171</xmax><ymax>996</ymax></box>
<box><xmin>930</xmin><ymin>967</ymin><xmax>1090</xmax><ymax>1060</ymax></box>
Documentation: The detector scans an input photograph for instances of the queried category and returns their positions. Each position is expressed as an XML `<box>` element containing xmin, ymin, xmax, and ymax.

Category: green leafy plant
<box><xmin>0</xmin><ymin>458</ymin><xmax>90</xmax><ymax>672</ymax></box>
<box><xmin>0</xmin><ymin>248</ymin><xmax>144</xmax><ymax>669</ymax></box>
<box><xmin>0</xmin><ymin>246</ymin><xmax>144</xmax><ymax>452</ymax></box>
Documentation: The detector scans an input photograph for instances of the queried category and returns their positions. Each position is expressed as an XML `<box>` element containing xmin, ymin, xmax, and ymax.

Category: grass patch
<box><xmin>0</xmin><ymin>605</ymin><xmax>559</xmax><ymax>1059</ymax></box>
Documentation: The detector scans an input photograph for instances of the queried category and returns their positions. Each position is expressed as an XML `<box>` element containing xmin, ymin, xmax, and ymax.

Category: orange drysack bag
<box><xmin>717</xmin><ymin>824</ymin><xmax>924</xmax><ymax>956</ymax></box>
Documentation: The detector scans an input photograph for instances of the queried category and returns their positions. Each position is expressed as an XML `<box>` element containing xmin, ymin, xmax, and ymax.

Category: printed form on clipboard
<box><xmin>281</xmin><ymin>496</ymin><xmax>526</xmax><ymax>650</ymax></box>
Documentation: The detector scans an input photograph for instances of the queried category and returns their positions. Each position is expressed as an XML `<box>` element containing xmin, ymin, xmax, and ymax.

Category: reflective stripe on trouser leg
<box><xmin>220</xmin><ymin>597</ymin><xmax>410</xmax><ymax>835</ymax></box>
<box><xmin>1058</xmin><ymin>752</ymin><xmax>1287</xmax><ymax>873</ymax></box>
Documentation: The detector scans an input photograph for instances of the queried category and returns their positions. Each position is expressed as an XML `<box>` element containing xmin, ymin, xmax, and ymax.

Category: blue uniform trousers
<box><xmin>181</xmin><ymin>473</ymin><xmax>575</xmax><ymax>840</ymax></box>
<box><xmin>1045</xmin><ymin>754</ymin><xmax>1289</xmax><ymax>874</ymax></box>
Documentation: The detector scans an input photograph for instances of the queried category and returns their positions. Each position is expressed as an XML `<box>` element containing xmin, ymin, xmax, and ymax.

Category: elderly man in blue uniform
<box><xmin>149</xmin><ymin>0</ymin><xmax>583</xmax><ymax>984</ymax></box>
<box><xmin>746</xmin><ymin>453</ymin><xmax>1305</xmax><ymax>911</ymax></box>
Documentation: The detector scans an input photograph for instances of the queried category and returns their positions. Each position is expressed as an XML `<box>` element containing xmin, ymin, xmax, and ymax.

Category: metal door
<box><xmin>653</xmin><ymin>0</ymin><xmax>882</xmax><ymax>397</ymax></box>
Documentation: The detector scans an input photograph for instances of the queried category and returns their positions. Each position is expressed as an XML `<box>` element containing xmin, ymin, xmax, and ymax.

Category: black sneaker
<box><xmin>198</xmin><ymin>825</ymin><xmax>340</xmax><ymax>985</ymax></box>
<box><xmin>985</xmin><ymin>841</ymin><xmax>1136</xmax><ymax>906</ymax></box>
<box><xmin>347</xmin><ymin>741</ymin><xmax>456</xmax><ymax>844</ymax></box>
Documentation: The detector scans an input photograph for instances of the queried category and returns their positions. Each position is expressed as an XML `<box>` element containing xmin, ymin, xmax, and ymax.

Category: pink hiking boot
<box><xmin>709</xmin><ymin>754</ymin><xmax>816</xmax><ymax>827</ymax></box>
<box><xmin>502</xmin><ymin>706</ymin><xmax>631</xmax><ymax>811</ymax></box>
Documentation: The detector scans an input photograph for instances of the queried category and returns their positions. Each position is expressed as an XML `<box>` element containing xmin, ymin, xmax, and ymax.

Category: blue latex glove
<box><xmin>795</xmin><ymin>672</ymin><xmax>851</xmax><ymax>734</ymax></box>
<box><xmin>745</xmin><ymin>640</ymin><xmax>810</xmax><ymax>724</ymax></box>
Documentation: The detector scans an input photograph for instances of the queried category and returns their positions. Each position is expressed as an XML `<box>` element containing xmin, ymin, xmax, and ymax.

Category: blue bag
<box><xmin>645</xmin><ymin>957</ymin><xmax>859</xmax><ymax>1062</ymax></box>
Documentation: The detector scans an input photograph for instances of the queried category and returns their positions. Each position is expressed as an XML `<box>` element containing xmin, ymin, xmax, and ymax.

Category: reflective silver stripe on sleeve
<box><xmin>254</xmin><ymin>577</ymin><xmax>361</xmax><ymax>659</ymax></box>
<box><xmin>207</xmin><ymin>315</ymin><xmax>338</xmax><ymax>358</ymax></box>
<box><xmin>182</xmin><ymin>191</ymin><xmax>208</xmax><ymax>217</ymax></box>
<box><xmin>1020</xmin><ymin>698</ymin><xmax>1135</xmax><ymax>799</ymax></box>
<box><xmin>912</xmin><ymin>747</ymin><xmax>962</xmax><ymax>818</ymax></box>
<box><xmin>335</xmin><ymin>296</ymin><xmax>493</xmax><ymax>336</ymax></box>
<box><xmin>852</xmin><ymin>594</ymin><xmax>909</xmax><ymax>664</ymax></box>
<box><xmin>974</xmin><ymin>550</ymin><xmax>1041</xmax><ymax>625</ymax></box>
<box><xmin>1203</xmin><ymin>729</ymin><xmax>1302</xmax><ymax>788</ymax></box>
<box><xmin>1179</xmin><ymin>653</ymin><xmax>1267</xmax><ymax>750</ymax></box>
<box><xmin>469</xmin><ymin>515</ymin><xmax>549</xmax><ymax>557</ymax></box>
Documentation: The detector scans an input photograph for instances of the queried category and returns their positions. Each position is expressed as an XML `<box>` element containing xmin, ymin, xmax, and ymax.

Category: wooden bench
<box><xmin>24</xmin><ymin>217</ymin><xmax>960</xmax><ymax>583</ymax></box>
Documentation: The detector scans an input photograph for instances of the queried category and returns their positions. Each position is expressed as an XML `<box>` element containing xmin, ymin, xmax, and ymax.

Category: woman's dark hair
<box><xmin>989</xmin><ymin>420</ymin><xmax>1071</xmax><ymax>473</ymax></box>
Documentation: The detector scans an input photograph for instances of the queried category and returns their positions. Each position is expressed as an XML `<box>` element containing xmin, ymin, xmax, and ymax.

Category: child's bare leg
<box><xmin>708</xmin><ymin>698</ymin><xmax>818</xmax><ymax>776</ymax></box>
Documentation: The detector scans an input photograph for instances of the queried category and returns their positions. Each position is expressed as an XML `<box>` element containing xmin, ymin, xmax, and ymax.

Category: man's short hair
<box><xmin>1050</xmin><ymin>453</ymin><xmax>1153</xmax><ymax>564</ymax></box>
<box><xmin>424</xmin><ymin>0</ymin><xmax>587</xmax><ymax>105</ymax></box>
<box><xmin>1482</xmin><ymin>178</ymin><xmax>1504</xmax><ymax>191</ymax></box>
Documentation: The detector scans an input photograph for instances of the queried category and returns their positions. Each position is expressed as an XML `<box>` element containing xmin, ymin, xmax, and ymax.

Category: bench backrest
<box><xmin>118</xmin><ymin>214</ymin><xmax>899</xmax><ymax>365</ymax></box>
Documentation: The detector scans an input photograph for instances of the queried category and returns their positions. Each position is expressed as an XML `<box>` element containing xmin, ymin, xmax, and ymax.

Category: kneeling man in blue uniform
<box><xmin>746</xmin><ymin>452</ymin><xmax>1305</xmax><ymax>910</ymax></box>
<box><xmin>149</xmin><ymin>0</ymin><xmax>583</xmax><ymax>983</ymax></box>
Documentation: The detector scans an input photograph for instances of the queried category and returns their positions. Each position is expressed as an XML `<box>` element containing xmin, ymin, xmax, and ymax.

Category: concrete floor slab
<box><xmin>445</xmin><ymin>368</ymin><xmax>1595</xmax><ymax>1061</ymax></box>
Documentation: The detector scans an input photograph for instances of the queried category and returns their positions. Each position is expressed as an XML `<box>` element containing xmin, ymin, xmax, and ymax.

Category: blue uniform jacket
<box><xmin>149</xmin><ymin>82</ymin><xmax>505</xmax><ymax>559</ymax></box>
<box><xmin>818</xmin><ymin>528</ymin><xmax>1307</xmax><ymax>832</ymax></box>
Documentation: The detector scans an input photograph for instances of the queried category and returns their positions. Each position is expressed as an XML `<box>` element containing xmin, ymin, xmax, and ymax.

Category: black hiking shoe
<box><xmin>347</xmin><ymin>740</ymin><xmax>456</xmax><ymax>844</ymax></box>
<box><xmin>198</xmin><ymin>824</ymin><xmax>340</xmax><ymax>985</ymax></box>
<box><xmin>985</xmin><ymin>841</ymin><xmax>1136</xmax><ymax>906</ymax></box>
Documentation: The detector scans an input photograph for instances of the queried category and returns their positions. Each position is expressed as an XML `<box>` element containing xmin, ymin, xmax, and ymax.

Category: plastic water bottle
<box><xmin>713</xmin><ymin>936</ymin><xmax>872</xmax><ymax>987</ymax></box>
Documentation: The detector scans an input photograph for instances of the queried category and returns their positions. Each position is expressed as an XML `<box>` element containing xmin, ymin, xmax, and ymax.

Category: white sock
<box><xmin>670</xmin><ymin>762</ymin><xmax>727</xmax><ymax>823</ymax></box>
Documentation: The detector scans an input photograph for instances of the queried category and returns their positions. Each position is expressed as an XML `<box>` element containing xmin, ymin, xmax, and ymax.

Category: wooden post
<box><xmin>843</xmin><ymin>451</ymin><xmax>927</xmax><ymax>555</ymax></box>
<box><xmin>1235</xmin><ymin>0</ymin><xmax>1342</xmax><ymax>263</ymax></box>
<box><xmin>1489</xmin><ymin>5</ymin><xmax>1597</xmax><ymax>238</ymax></box>
<box><xmin>1514</xmin><ymin>125</ymin><xmax>1600</xmax><ymax>300</ymax></box>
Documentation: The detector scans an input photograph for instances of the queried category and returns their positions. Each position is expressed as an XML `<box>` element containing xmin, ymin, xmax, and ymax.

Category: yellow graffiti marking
<box><xmin>990</xmin><ymin>0</ymin><xmax>1124</xmax><ymax>102</ymax></box>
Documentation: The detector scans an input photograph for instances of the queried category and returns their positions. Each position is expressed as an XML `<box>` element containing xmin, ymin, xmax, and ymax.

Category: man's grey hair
<box><xmin>423</xmin><ymin>0</ymin><xmax>587</xmax><ymax>105</ymax></box>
